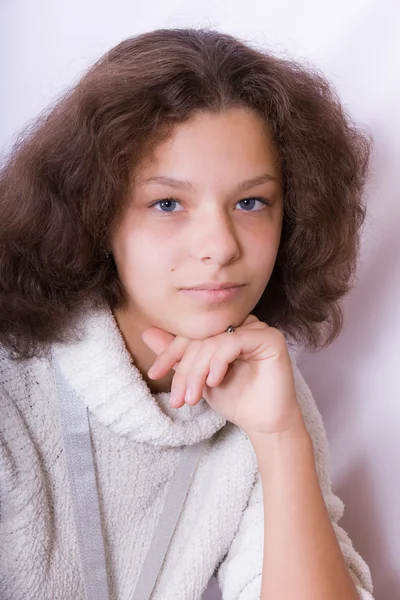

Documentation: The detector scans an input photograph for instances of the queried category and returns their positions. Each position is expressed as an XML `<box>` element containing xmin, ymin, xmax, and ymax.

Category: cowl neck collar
<box><xmin>51</xmin><ymin>302</ymin><xmax>226</xmax><ymax>447</ymax></box>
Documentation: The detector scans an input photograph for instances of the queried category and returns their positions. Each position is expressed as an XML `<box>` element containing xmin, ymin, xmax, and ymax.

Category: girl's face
<box><xmin>110</xmin><ymin>107</ymin><xmax>284</xmax><ymax>340</ymax></box>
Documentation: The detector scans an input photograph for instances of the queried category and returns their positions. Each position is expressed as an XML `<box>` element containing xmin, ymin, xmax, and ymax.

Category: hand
<box><xmin>142</xmin><ymin>315</ymin><xmax>305</xmax><ymax>438</ymax></box>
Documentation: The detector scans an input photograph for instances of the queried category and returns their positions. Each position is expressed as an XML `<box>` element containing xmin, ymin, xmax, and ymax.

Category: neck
<box><xmin>111</xmin><ymin>305</ymin><xmax>174</xmax><ymax>394</ymax></box>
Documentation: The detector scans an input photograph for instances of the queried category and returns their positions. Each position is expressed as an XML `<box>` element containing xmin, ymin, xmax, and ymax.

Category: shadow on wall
<box><xmin>335</xmin><ymin>457</ymin><xmax>399</xmax><ymax>600</ymax></box>
<box><xmin>297</xmin><ymin>137</ymin><xmax>400</xmax><ymax>600</ymax></box>
<box><xmin>299</xmin><ymin>200</ymin><xmax>400</xmax><ymax>431</ymax></box>
<box><xmin>202</xmin><ymin>575</ymin><xmax>221</xmax><ymax>600</ymax></box>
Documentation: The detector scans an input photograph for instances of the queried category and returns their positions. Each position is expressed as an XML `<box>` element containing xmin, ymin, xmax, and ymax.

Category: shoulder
<box><xmin>0</xmin><ymin>349</ymin><xmax>59</xmax><ymax>456</ymax></box>
<box><xmin>0</xmin><ymin>348</ymin><xmax>54</xmax><ymax>409</ymax></box>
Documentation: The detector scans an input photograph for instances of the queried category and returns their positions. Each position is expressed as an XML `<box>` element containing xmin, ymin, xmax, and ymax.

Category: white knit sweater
<box><xmin>0</xmin><ymin>304</ymin><xmax>374</xmax><ymax>600</ymax></box>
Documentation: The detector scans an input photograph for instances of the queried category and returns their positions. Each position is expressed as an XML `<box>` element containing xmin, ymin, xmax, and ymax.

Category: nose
<box><xmin>188</xmin><ymin>207</ymin><xmax>241</xmax><ymax>266</ymax></box>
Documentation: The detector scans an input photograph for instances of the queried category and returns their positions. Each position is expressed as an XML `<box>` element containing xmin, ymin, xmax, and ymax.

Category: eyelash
<box><xmin>149</xmin><ymin>196</ymin><xmax>271</xmax><ymax>213</ymax></box>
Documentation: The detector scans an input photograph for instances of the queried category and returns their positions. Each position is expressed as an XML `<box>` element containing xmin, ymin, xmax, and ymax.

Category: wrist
<box><xmin>246</xmin><ymin>404</ymin><xmax>309</xmax><ymax>444</ymax></box>
<box><xmin>248</xmin><ymin>419</ymin><xmax>312</xmax><ymax>457</ymax></box>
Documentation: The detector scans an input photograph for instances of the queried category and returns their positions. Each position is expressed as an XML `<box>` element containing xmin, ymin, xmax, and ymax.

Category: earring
<box><xmin>103</xmin><ymin>249</ymin><xmax>111</xmax><ymax>259</ymax></box>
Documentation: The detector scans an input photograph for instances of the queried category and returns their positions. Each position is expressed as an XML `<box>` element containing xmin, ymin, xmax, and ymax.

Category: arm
<box><xmin>216</xmin><ymin>354</ymin><xmax>374</xmax><ymax>600</ymax></box>
<box><xmin>251</xmin><ymin>423</ymin><xmax>359</xmax><ymax>599</ymax></box>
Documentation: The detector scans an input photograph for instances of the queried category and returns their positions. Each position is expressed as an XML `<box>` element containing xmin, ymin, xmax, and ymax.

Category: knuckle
<box><xmin>177</xmin><ymin>363</ymin><xmax>188</xmax><ymax>375</ymax></box>
<box><xmin>269</xmin><ymin>327</ymin><xmax>288</xmax><ymax>351</ymax></box>
<box><xmin>187</xmin><ymin>363</ymin><xmax>209</xmax><ymax>388</ymax></box>
<box><xmin>203</xmin><ymin>337</ymin><xmax>217</xmax><ymax>351</ymax></box>
<box><xmin>242</xmin><ymin>314</ymin><xmax>260</xmax><ymax>326</ymax></box>
<box><xmin>210</xmin><ymin>353</ymin><xmax>224</xmax><ymax>367</ymax></box>
<box><xmin>172</xmin><ymin>366</ymin><xmax>187</xmax><ymax>382</ymax></box>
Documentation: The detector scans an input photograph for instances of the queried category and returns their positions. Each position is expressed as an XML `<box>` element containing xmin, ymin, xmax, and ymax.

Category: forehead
<box><xmin>135</xmin><ymin>108</ymin><xmax>281</xmax><ymax>185</ymax></box>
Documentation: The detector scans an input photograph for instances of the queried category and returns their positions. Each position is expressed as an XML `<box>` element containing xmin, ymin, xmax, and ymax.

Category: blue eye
<box><xmin>237</xmin><ymin>198</ymin><xmax>268</xmax><ymax>211</ymax></box>
<box><xmin>151</xmin><ymin>198</ymin><xmax>182</xmax><ymax>212</ymax></box>
<box><xmin>150</xmin><ymin>196</ymin><xmax>270</xmax><ymax>213</ymax></box>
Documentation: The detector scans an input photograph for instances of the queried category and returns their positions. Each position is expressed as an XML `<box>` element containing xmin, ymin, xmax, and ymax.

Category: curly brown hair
<box><xmin>0</xmin><ymin>28</ymin><xmax>371</xmax><ymax>360</ymax></box>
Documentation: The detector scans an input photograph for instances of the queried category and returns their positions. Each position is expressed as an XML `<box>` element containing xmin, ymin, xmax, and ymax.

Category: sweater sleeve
<box><xmin>215</xmin><ymin>354</ymin><xmax>374</xmax><ymax>600</ymax></box>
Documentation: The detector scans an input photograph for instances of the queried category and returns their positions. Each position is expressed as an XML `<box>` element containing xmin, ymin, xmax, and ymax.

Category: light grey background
<box><xmin>1</xmin><ymin>1</ymin><xmax>399</xmax><ymax>599</ymax></box>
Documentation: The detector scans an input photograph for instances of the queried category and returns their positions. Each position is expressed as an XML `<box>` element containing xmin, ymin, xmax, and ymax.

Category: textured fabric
<box><xmin>0</xmin><ymin>303</ymin><xmax>374</xmax><ymax>599</ymax></box>
<box><xmin>54</xmin><ymin>358</ymin><xmax>110</xmax><ymax>600</ymax></box>
<box><xmin>55</xmin><ymin>351</ymin><xmax>205</xmax><ymax>600</ymax></box>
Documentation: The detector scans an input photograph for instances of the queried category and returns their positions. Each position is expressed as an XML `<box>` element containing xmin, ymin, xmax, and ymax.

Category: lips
<box><xmin>180</xmin><ymin>285</ymin><xmax>244</xmax><ymax>303</ymax></box>
<box><xmin>181</xmin><ymin>282</ymin><xmax>243</xmax><ymax>290</ymax></box>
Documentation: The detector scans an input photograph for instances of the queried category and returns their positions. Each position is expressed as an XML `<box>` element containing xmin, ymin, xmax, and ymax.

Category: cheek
<box><xmin>117</xmin><ymin>229</ymin><xmax>176</xmax><ymax>282</ymax></box>
<box><xmin>247</xmin><ymin>219</ymin><xmax>281</xmax><ymax>255</ymax></box>
<box><xmin>246</xmin><ymin>222</ymin><xmax>281</xmax><ymax>280</ymax></box>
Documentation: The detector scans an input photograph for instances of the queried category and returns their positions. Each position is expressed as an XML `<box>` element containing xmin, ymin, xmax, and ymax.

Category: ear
<box><xmin>141</xmin><ymin>327</ymin><xmax>176</xmax><ymax>356</ymax></box>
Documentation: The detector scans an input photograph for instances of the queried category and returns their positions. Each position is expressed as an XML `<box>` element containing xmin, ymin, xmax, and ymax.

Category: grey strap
<box><xmin>54</xmin><ymin>359</ymin><xmax>111</xmax><ymax>600</ymax></box>
<box><xmin>53</xmin><ymin>356</ymin><xmax>205</xmax><ymax>600</ymax></box>
<box><xmin>131</xmin><ymin>440</ymin><xmax>204</xmax><ymax>600</ymax></box>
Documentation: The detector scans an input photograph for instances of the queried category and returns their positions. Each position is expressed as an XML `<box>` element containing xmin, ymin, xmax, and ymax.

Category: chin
<box><xmin>171</xmin><ymin>314</ymin><xmax>239</xmax><ymax>341</ymax></box>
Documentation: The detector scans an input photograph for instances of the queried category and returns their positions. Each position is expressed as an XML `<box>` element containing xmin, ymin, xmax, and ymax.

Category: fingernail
<box><xmin>148</xmin><ymin>365</ymin><xmax>157</xmax><ymax>378</ymax></box>
<box><xmin>184</xmin><ymin>388</ymin><xmax>193</xmax><ymax>404</ymax></box>
<box><xmin>170</xmin><ymin>390</ymin><xmax>179</xmax><ymax>406</ymax></box>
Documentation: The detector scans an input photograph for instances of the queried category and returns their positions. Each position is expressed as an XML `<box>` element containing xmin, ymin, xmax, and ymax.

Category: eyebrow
<box><xmin>137</xmin><ymin>173</ymin><xmax>278</xmax><ymax>193</ymax></box>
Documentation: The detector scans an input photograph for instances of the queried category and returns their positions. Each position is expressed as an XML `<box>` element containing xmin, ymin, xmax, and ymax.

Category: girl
<box><xmin>0</xmin><ymin>28</ymin><xmax>374</xmax><ymax>600</ymax></box>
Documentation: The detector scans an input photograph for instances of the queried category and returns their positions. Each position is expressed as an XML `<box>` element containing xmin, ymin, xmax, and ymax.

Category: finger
<box><xmin>204</xmin><ymin>324</ymin><xmax>268</xmax><ymax>386</ymax></box>
<box><xmin>142</xmin><ymin>327</ymin><xmax>175</xmax><ymax>355</ymax></box>
<box><xmin>142</xmin><ymin>328</ymin><xmax>179</xmax><ymax>375</ymax></box>
<box><xmin>169</xmin><ymin>340</ymin><xmax>203</xmax><ymax>408</ymax></box>
<box><xmin>240</xmin><ymin>316</ymin><xmax>268</xmax><ymax>330</ymax></box>
<box><xmin>206</xmin><ymin>327</ymin><xmax>280</xmax><ymax>387</ymax></box>
<box><xmin>176</xmin><ymin>327</ymin><xmax>272</xmax><ymax>407</ymax></box>
<box><xmin>182</xmin><ymin>338</ymin><xmax>220</xmax><ymax>406</ymax></box>
<box><xmin>147</xmin><ymin>335</ymin><xmax>189</xmax><ymax>379</ymax></box>
<box><xmin>204</xmin><ymin>335</ymin><xmax>246</xmax><ymax>389</ymax></box>
<box><xmin>240</xmin><ymin>314</ymin><xmax>261</xmax><ymax>327</ymax></box>
<box><xmin>206</xmin><ymin>353</ymin><xmax>232</xmax><ymax>387</ymax></box>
